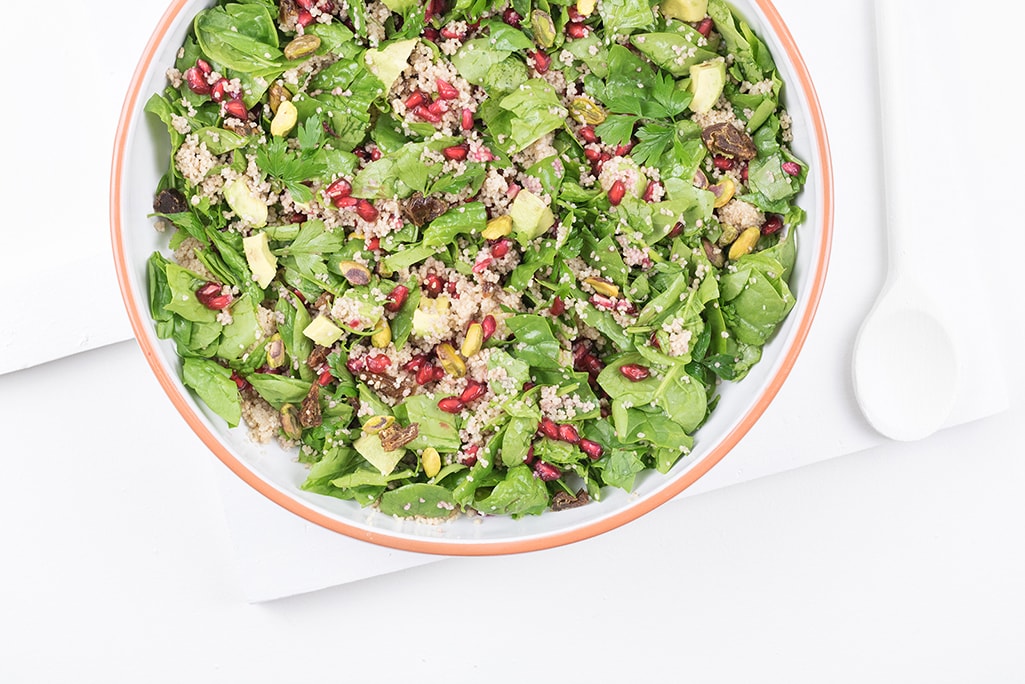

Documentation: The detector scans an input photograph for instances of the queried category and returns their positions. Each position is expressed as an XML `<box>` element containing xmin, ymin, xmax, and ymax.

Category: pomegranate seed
<box><xmin>502</xmin><ymin>8</ymin><xmax>522</xmax><ymax>26</ymax></box>
<box><xmin>426</xmin><ymin>100</ymin><xmax>446</xmax><ymax>116</ymax></box>
<box><xmin>616</xmin><ymin>300</ymin><xmax>637</xmax><ymax>315</ymax></box>
<box><xmin>297</xmin><ymin>9</ymin><xmax>314</xmax><ymax>26</ymax></box>
<box><xmin>438</xmin><ymin>396</ymin><xmax>465</xmax><ymax>414</ymax></box>
<box><xmin>404</xmin><ymin>354</ymin><xmax>428</xmax><ymax>373</ymax></box>
<box><xmin>530</xmin><ymin>50</ymin><xmax>551</xmax><ymax>74</ymax></box>
<box><xmin>584</xmin><ymin>147</ymin><xmax>601</xmax><ymax>163</ymax></box>
<box><xmin>433</xmin><ymin>365</ymin><xmax>446</xmax><ymax>381</ymax></box>
<box><xmin>442</xmin><ymin>144</ymin><xmax>469</xmax><ymax>161</ymax></box>
<box><xmin>460</xmin><ymin>108</ymin><xmax>474</xmax><ymax>131</ymax></box>
<box><xmin>404</xmin><ymin>91</ymin><xmax>426</xmax><ymax>109</ymax></box>
<box><xmin>619</xmin><ymin>363</ymin><xmax>650</xmax><ymax>381</ymax></box>
<box><xmin>713</xmin><ymin>155</ymin><xmax>735</xmax><ymax>171</ymax></box>
<box><xmin>385</xmin><ymin>285</ymin><xmax>409</xmax><ymax>312</ymax></box>
<box><xmin>317</xmin><ymin>368</ymin><xmax>335</xmax><ymax>386</ymax></box>
<box><xmin>480</xmin><ymin>314</ymin><xmax>497</xmax><ymax>340</ymax></box>
<box><xmin>195</xmin><ymin>282</ymin><xmax>232</xmax><ymax>310</ymax></box>
<box><xmin>369</xmin><ymin>146</ymin><xmax>382</xmax><ymax>161</ymax></box>
<box><xmin>346</xmin><ymin>356</ymin><xmax>366</xmax><ymax>374</ymax></box>
<box><xmin>534</xmin><ymin>461</ymin><xmax>561</xmax><ymax>482</ymax></box>
<box><xmin>696</xmin><ymin>17</ymin><xmax>715</xmax><ymax>37</ymax></box>
<box><xmin>472</xmin><ymin>255</ymin><xmax>493</xmax><ymax>274</ymax></box>
<box><xmin>643</xmin><ymin>181</ymin><xmax>662</xmax><ymax>203</ymax></box>
<box><xmin>415</xmin><ymin>363</ymin><xmax>436</xmax><ymax>386</ymax></box>
<box><xmin>565</xmin><ymin>21</ymin><xmax>589</xmax><ymax>39</ymax></box>
<box><xmin>230</xmin><ymin>370</ymin><xmax>250</xmax><ymax>391</ymax></box>
<box><xmin>459</xmin><ymin>380</ymin><xmax>487</xmax><ymax>404</ymax></box>
<box><xmin>325</xmin><ymin>177</ymin><xmax>352</xmax><ymax>199</ymax></box>
<box><xmin>524</xmin><ymin>444</ymin><xmax>535</xmax><ymax>465</ymax></box>
<box><xmin>184</xmin><ymin>67</ymin><xmax>211</xmax><ymax>95</ymax></box>
<box><xmin>607</xmin><ymin>180</ymin><xmax>626</xmax><ymax>206</ymax></box>
<box><xmin>423</xmin><ymin>27</ymin><xmax>439</xmax><ymax>42</ymax></box>
<box><xmin>367</xmin><ymin>237</ymin><xmax>380</xmax><ymax>251</ymax></box>
<box><xmin>581</xmin><ymin>354</ymin><xmax>604</xmax><ymax>374</ymax></box>
<box><xmin>650</xmin><ymin>332</ymin><xmax>662</xmax><ymax>351</ymax></box>
<box><xmin>210</xmin><ymin>78</ymin><xmax>230</xmax><ymax>103</ymax></box>
<box><xmin>436</xmin><ymin>78</ymin><xmax>459</xmax><ymax>99</ymax></box>
<box><xmin>589</xmin><ymin>294</ymin><xmax>617</xmax><ymax>311</ymax></box>
<box><xmin>550</xmin><ymin>296</ymin><xmax>566</xmax><ymax>316</ymax></box>
<box><xmin>362</xmin><ymin>354</ymin><xmax>389</xmax><ymax>374</ymax></box>
<box><xmin>333</xmin><ymin>195</ymin><xmax>358</xmax><ymax>208</ymax></box>
<box><xmin>615</xmin><ymin>142</ymin><xmax>635</xmax><ymax>156</ymax></box>
<box><xmin>539</xmin><ymin>418</ymin><xmax>561</xmax><ymax>440</ymax></box>
<box><xmin>297</xmin><ymin>0</ymin><xmax>313</xmax><ymax>8</ymax></box>
<box><xmin>223</xmin><ymin>98</ymin><xmax>248</xmax><ymax>119</ymax></box>
<box><xmin>490</xmin><ymin>238</ymin><xmax>512</xmax><ymax>258</ymax></box>
<box><xmin>413</xmin><ymin>105</ymin><xmax>442</xmax><ymax>123</ymax></box>
<box><xmin>741</xmin><ymin>163</ymin><xmax>749</xmax><ymax>182</ymax></box>
<box><xmin>579</xmin><ymin>125</ymin><xmax>598</xmax><ymax>143</ymax></box>
<box><xmin>440</xmin><ymin>26</ymin><xmax>465</xmax><ymax>40</ymax></box>
<box><xmin>761</xmin><ymin>214</ymin><xmax>784</xmax><ymax>235</ymax></box>
<box><xmin>356</xmin><ymin>199</ymin><xmax>379</xmax><ymax>223</ymax></box>
<box><xmin>667</xmin><ymin>222</ymin><xmax>684</xmax><ymax>238</ymax></box>
<box><xmin>422</xmin><ymin>274</ymin><xmax>445</xmax><ymax>297</ymax></box>
<box><xmin>446</xmin><ymin>280</ymin><xmax>459</xmax><ymax>297</ymax></box>
<box><xmin>579</xmin><ymin>439</ymin><xmax>604</xmax><ymax>460</ymax></box>
<box><xmin>782</xmin><ymin>161</ymin><xmax>802</xmax><ymax>176</ymax></box>
<box><xmin>196</xmin><ymin>58</ymin><xmax>212</xmax><ymax>75</ymax></box>
<box><xmin>558</xmin><ymin>423</ymin><xmax>580</xmax><ymax>444</ymax></box>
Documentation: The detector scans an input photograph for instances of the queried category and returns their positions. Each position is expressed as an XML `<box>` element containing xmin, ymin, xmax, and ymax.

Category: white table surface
<box><xmin>2</xmin><ymin>0</ymin><xmax>1024</xmax><ymax>681</ymax></box>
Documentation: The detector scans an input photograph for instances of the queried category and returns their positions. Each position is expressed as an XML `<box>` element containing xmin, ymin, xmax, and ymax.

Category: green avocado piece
<box><xmin>688</xmin><ymin>59</ymin><xmax>727</xmax><ymax>113</ymax></box>
<box><xmin>364</xmin><ymin>38</ymin><xmax>418</xmax><ymax>92</ymax></box>
<box><xmin>303</xmin><ymin>314</ymin><xmax>343</xmax><ymax>347</ymax></box>
<box><xmin>354</xmin><ymin>432</ymin><xmax>406</xmax><ymax>476</ymax></box>
<box><xmin>508</xmin><ymin>190</ymin><xmax>555</xmax><ymax>245</ymax></box>
<box><xmin>660</xmin><ymin>0</ymin><xmax>708</xmax><ymax>22</ymax></box>
<box><xmin>241</xmin><ymin>231</ymin><xmax>277</xmax><ymax>288</ymax></box>
<box><xmin>224</xmin><ymin>177</ymin><xmax>268</xmax><ymax>228</ymax></box>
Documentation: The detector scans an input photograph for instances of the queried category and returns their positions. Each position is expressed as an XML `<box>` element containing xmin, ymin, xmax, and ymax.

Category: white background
<box><xmin>1</xmin><ymin>0</ymin><xmax>1023</xmax><ymax>681</ymax></box>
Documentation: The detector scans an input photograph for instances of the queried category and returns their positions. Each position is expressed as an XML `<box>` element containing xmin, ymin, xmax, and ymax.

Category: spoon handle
<box><xmin>874</xmin><ymin>0</ymin><xmax>914</xmax><ymax>277</ymax></box>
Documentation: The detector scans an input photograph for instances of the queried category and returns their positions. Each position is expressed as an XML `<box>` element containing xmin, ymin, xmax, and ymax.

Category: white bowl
<box><xmin>110</xmin><ymin>0</ymin><xmax>833</xmax><ymax>555</ymax></box>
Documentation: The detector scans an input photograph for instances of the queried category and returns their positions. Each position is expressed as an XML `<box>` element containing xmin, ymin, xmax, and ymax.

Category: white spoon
<box><xmin>852</xmin><ymin>0</ymin><xmax>959</xmax><ymax>441</ymax></box>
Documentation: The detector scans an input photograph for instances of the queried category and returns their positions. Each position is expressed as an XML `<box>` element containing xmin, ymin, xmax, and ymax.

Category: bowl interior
<box><xmin>111</xmin><ymin>0</ymin><xmax>832</xmax><ymax>554</ymax></box>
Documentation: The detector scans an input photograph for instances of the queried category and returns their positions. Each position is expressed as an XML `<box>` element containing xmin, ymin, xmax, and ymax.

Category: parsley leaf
<box><xmin>650</xmin><ymin>71</ymin><xmax>692</xmax><ymax>119</ymax></box>
<box><xmin>296</xmin><ymin>115</ymin><xmax>323</xmax><ymax>151</ymax></box>
<box><xmin>630</xmin><ymin>124</ymin><xmax>676</xmax><ymax>167</ymax></box>
<box><xmin>595</xmin><ymin>114</ymin><xmax>639</xmax><ymax>148</ymax></box>
<box><xmin>255</xmin><ymin>137</ymin><xmax>325</xmax><ymax>205</ymax></box>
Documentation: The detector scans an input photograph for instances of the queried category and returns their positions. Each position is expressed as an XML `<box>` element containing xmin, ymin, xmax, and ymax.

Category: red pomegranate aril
<box><xmin>365</xmin><ymin>354</ymin><xmax>391</xmax><ymax>374</ymax></box>
<box><xmin>550</xmin><ymin>295</ymin><xmax>565</xmax><ymax>316</ymax></box>
<box><xmin>415</xmin><ymin>363</ymin><xmax>436</xmax><ymax>386</ymax></box>
<box><xmin>184</xmin><ymin>67</ymin><xmax>211</xmax><ymax>95</ymax></box>
<box><xmin>565</xmin><ymin>21</ymin><xmax>589</xmax><ymax>39</ymax></box>
<box><xmin>460</xmin><ymin>108</ymin><xmax>474</xmax><ymax>131</ymax></box>
<box><xmin>491</xmin><ymin>237</ymin><xmax>512</xmax><ymax>258</ymax></box>
<box><xmin>696</xmin><ymin>17</ymin><xmax>715</xmax><ymax>36</ymax></box>
<box><xmin>582</xmin><ymin>354</ymin><xmax>604</xmax><ymax>375</ymax></box>
<box><xmin>404</xmin><ymin>91</ymin><xmax>426</xmax><ymax>109</ymax></box>
<box><xmin>432</xmin><ymin>365</ymin><xmax>446</xmax><ymax>381</ymax></box>
<box><xmin>782</xmin><ymin>161</ymin><xmax>802</xmax><ymax>176</ymax></box>
<box><xmin>438</xmin><ymin>396</ymin><xmax>465</xmax><ymax>414</ymax></box>
<box><xmin>534</xmin><ymin>461</ymin><xmax>561</xmax><ymax>482</ymax></box>
<box><xmin>643</xmin><ymin>180</ymin><xmax>662</xmax><ymax>203</ymax></box>
<box><xmin>558</xmin><ymin>423</ymin><xmax>580</xmax><ymax>444</ymax></box>
<box><xmin>480</xmin><ymin>314</ymin><xmax>497</xmax><ymax>341</ymax></box>
<box><xmin>296</xmin><ymin>0</ymin><xmax>313</xmax><ymax>8</ymax></box>
<box><xmin>539</xmin><ymin>418</ymin><xmax>561</xmax><ymax>440</ymax></box>
<box><xmin>366</xmin><ymin>237</ymin><xmax>381</xmax><ymax>251</ymax></box>
<box><xmin>210</xmin><ymin>78</ymin><xmax>230</xmax><ymax>102</ymax></box>
<box><xmin>567</xmin><ymin>5</ymin><xmax>583</xmax><ymax>20</ymax></box>
<box><xmin>442</xmin><ymin>144</ymin><xmax>469</xmax><ymax>161</ymax></box>
<box><xmin>195</xmin><ymin>282</ymin><xmax>232</xmax><ymax>310</ymax></box>
<box><xmin>369</xmin><ymin>146</ymin><xmax>382</xmax><ymax>161</ymax></box>
<box><xmin>584</xmin><ymin>147</ymin><xmax>601</xmax><ymax>163</ymax></box>
<box><xmin>761</xmin><ymin>214</ymin><xmax>784</xmax><ymax>235</ymax></box>
<box><xmin>426</xmin><ymin>99</ymin><xmax>446</xmax><ymax>116</ymax></box>
<box><xmin>404</xmin><ymin>354</ymin><xmax>428</xmax><ymax>373</ymax></box>
<box><xmin>223</xmin><ymin>98</ymin><xmax>248</xmax><ymax>119</ymax></box>
<box><xmin>333</xmin><ymin>195</ymin><xmax>358</xmax><ymax>209</ymax></box>
<box><xmin>472</xmin><ymin>255</ymin><xmax>493</xmax><ymax>274</ymax></box>
<box><xmin>196</xmin><ymin>58</ymin><xmax>212</xmax><ymax>75</ymax></box>
<box><xmin>325</xmin><ymin>177</ymin><xmax>352</xmax><ymax>199</ymax></box>
<box><xmin>356</xmin><ymin>199</ymin><xmax>379</xmax><ymax>223</ymax></box>
<box><xmin>619</xmin><ymin>363</ymin><xmax>650</xmax><ymax>381</ymax></box>
<box><xmin>607</xmin><ymin>180</ymin><xmax>626</xmax><ymax>206</ymax></box>
<box><xmin>297</xmin><ymin>9</ymin><xmax>314</xmax><ymax>26</ymax></box>
<box><xmin>440</xmin><ymin>26</ymin><xmax>465</xmax><ymax>40</ymax></box>
<box><xmin>436</xmin><ymin>78</ymin><xmax>459</xmax><ymax>100</ymax></box>
<box><xmin>423</xmin><ymin>274</ymin><xmax>445</xmax><ymax>297</ymax></box>
<box><xmin>230</xmin><ymin>370</ymin><xmax>250</xmax><ymax>391</ymax></box>
<box><xmin>524</xmin><ymin>444</ymin><xmax>535</xmax><ymax>465</ymax></box>
<box><xmin>459</xmin><ymin>380</ymin><xmax>487</xmax><ymax>404</ymax></box>
<box><xmin>385</xmin><ymin>284</ymin><xmax>409</xmax><ymax>312</ymax></box>
<box><xmin>502</xmin><ymin>8</ymin><xmax>522</xmax><ymax>26</ymax></box>
<box><xmin>668</xmin><ymin>222</ymin><xmax>684</xmax><ymax>238</ymax></box>
<box><xmin>590</xmin><ymin>294</ymin><xmax>617</xmax><ymax>311</ymax></box>
<box><xmin>578</xmin><ymin>125</ymin><xmax>598</xmax><ymax>144</ymax></box>
<box><xmin>317</xmin><ymin>368</ymin><xmax>335</xmax><ymax>386</ymax></box>
<box><xmin>530</xmin><ymin>50</ymin><xmax>551</xmax><ymax>74</ymax></box>
<box><xmin>346</xmin><ymin>356</ymin><xmax>366</xmax><ymax>374</ymax></box>
<box><xmin>579</xmin><ymin>438</ymin><xmax>604</xmax><ymax>460</ymax></box>
<box><xmin>615</xmin><ymin>142</ymin><xmax>635</xmax><ymax>156</ymax></box>
<box><xmin>713</xmin><ymin>155</ymin><xmax>735</xmax><ymax>171</ymax></box>
<box><xmin>413</xmin><ymin>104</ymin><xmax>442</xmax><ymax>123</ymax></box>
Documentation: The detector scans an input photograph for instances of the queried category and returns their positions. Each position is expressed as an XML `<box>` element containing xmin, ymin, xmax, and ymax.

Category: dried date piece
<box><xmin>378</xmin><ymin>423</ymin><xmax>419</xmax><ymax>451</ymax></box>
<box><xmin>153</xmin><ymin>188</ymin><xmax>188</xmax><ymax>215</ymax></box>
<box><xmin>701</xmin><ymin>122</ymin><xmax>757</xmax><ymax>161</ymax></box>
<box><xmin>401</xmin><ymin>192</ymin><xmax>448</xmax><ymax>227</ymax></box>
<box><xmin>298</xmin><ymin>384</ymin><xmax>323</xmax><ymax>428</ymax></box>
<box><xmin>307</xmin><ymin>345</ymin><xmax>331</xmax><ymax>371</ymax></box>
<box><xmin>550</xmin><ymin>489</ymin><xmax>590</xmax><ymax>511</ymax></box>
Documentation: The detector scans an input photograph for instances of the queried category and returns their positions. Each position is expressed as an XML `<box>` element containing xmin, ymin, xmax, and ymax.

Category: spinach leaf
<box><xmin>194</xmin><ymin>3</ymin><xmax>284</xmax><ymax>77</ymax></box>
<box><xmin>474</xmin><ymin>465</ymin><xmax>550</xmax><ymax>517</ymax></box>
<box><xmin>182</xmin><ymin>357</ymin><xmax>241</xmax><ymax>427</ymax></box>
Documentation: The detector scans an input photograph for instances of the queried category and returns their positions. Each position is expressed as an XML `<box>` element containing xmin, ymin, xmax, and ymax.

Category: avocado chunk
<box><xmin>411</xmin><ymin>296</ymin><xmax>450</xmax><ymax>339</ymax></box>
<box><xmin>660</xmin><ymin>0</ymin><xmax>708</xmax><ymax>22</ymax></box>
<box><xmin>241</xmin><ymin>231</ymin><xmax>277</xmax><ymax>288</ymax></box>
<box><xmin>224</xmin><ymin>177</ymin><xmax>268</xmax><ymax>228</ymax></box>
<box><xmin>380</xmin><ymin>0</ymin><xmax>416</xmax><ymax>11</ymax></box>
<box><xmin>364</xmin><ymin>38</ymin><xmax>418</xmax><ymax>93</ymax></box>
<box><xmin>354</xmin><ymin>432</ymin><xmax>406</xmax><ymax>476</ymax></box>
<box><xmin>688</xmin><ymin>59</ymin><xmax>727</xmax><ymax>113</ymax></box>
<box><xmin>303</xmin><ymin>314</ymin><xmax>343</xmax><ymax>347</ymax></box>
<box><xmin>508</xmin><ymin>190</ymin><xmax>555</xmax><ymax>245</ymax></box>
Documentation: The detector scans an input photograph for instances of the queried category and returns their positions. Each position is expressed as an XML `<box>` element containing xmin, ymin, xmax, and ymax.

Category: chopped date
<box><xmin>701</xmin><ymin>122</ymin><xmax>757</xmax><ymax>161</ymax></box>
<box><xmin>378</xmin><ymin>423</ymin><xmax>419</xmax><ymax>451</ymax></box>
<box><xmin>152</xmin><ymin>188</ymin><xmax>188</xmax><ymax>215</ymax></box>
<box><xmin>550</xmin><ymin>489</ymin><xmax>590</xmax><ymax>512</ymax></box>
